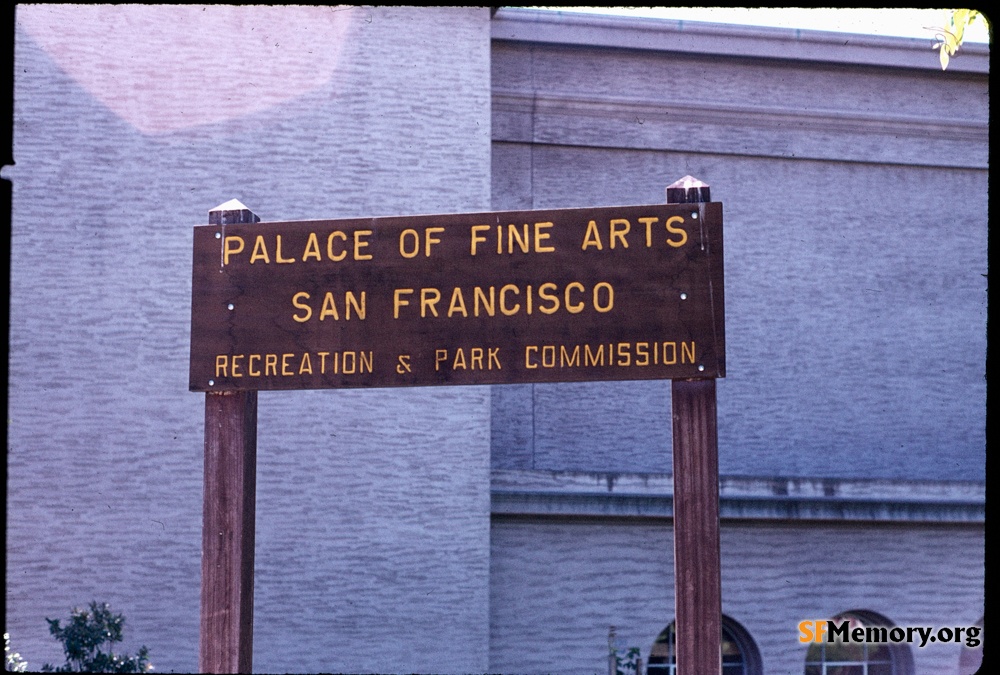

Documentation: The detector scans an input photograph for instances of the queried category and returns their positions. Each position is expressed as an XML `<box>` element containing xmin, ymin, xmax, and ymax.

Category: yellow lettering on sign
<box><xmin>470</xmin><ymin>222</ymin><xmax>558</xmax><ymax>255</ymax></box>
<box><xmin>470</xmin><ymin>225</ymin><xmax>490</xmax><ymax>255</ymax></box>
<box><xmin>665</xmin><ymin>216</ymin><xmax>688</xmax><ymax>248</ymax></box>
<box><xmin>327</xmin><ymin>231</ymin><xmax>348</xmax><ymax>261</ymax></box>
<box><xmin>448</xmin><ymin>288</ymin><xmax>469</xmax><ymax>318</ymax></box>
<box><xmin>320</xmin><ymin>293</ymin><xmax>340</xmax><ymax>321</ymax></box>
<box><xmin>474</xmin><ymin>286</ymin><xmax>495</xmax><ymax>317</ymax></box>
<box><xmin>499</xmin><ymin>284</ymin><xmax>520</xmax><ymax>316</ymax></box>
<box><xmin>421</xmin><ymin>288</ymin><xmax>441</xmax><ymax>318</ymax></box>
<box><xmin>425</xmin><ymin>227</ymin><xmax>444</xmax><ymax>257</ymax></box>
<box><xmin>534</xmin><ymin>222</ymin><xmax>555</xmax><ymax>253</ymax></box>
<box><xmin>584</xmin><ymin>344</ymin><xmax>604</xmax><ymax>367</ymax></box>
<box><xmin>298</xmin><ymin>353</ymin><xmax>313</xmax><ymax>375</ymax></box>
<box><xmin>393</xmin><ymin>283</ymin><xmax>615</xmax><ymax>319</ymax></box>
<box><xmin>639</xmin><ymin>217</ymin><xmax>658</xmax><ymax>248</ymax></box>
<box><xmin>541</xmin><ymin>345</ymin><xmax>556</xmax><ymax>368</ymax></box>
<box><xmin>617</xmin><ymin>342</ymin><xmax>631</xmax><ymax>367</ymax></box>
<box><xmin>560</xmin><ymin>345</ymin><xmax>580</xmax><ymax>367</ymax></box>
<box><xmin>435</xmin><ymin>347</ymin><xmax>502</xmax><ymax>372</ymax></box>
<box><xmin>250</xmin><ymin>235</ymin><xmax>270</xmax><ymax>264</ymax></box>
<box><xmin>345</xmin><ymin>292</ymin><xmax>365</xmax><ymax>320</ymax></box>
<box><xmin>291</xmin><ymin>291</ymin><xmax>367</xmax><ymax>322</ymax></box>
<box><xmin>581</xmin><ymin>220</ymin><xmax>603</xmax><ymax>250</ymax></box>
<box><xmin>399</xmin><ymin>229</ymin><xmax>420</xmax><ymax>259</ymax></box>
<box><xmin>215</xmin><ymin>355</ymin><xmax>228</xmax><ymax>377</ymax></box>
<box><xmin>610</xmin><ymin>219</ymin><xmax>630</xmax><ymax>249</ymax></box>
<box><xmin>593</xmin><ymin>282</ymin><xmax>614</xmax><ymax>313</ymax></box>
<box><xmin>302</xmin><ymin>232</ymin><xmax>322</xmax><ymax>261</ymax></box>
<box><xmin>354</xmin><ymin>230</ymin><xmax>373</xmax><ymax>260</ymax></box>
<box><xmin>342</xmin><ymin>352</ymin><xmax>357</xmax><ymax>374</ymax></box>
<box><xmin>518</xmin><ymin>341</ymin><xmax>697</xmax><ymax>370</ymax></box>
<box><xmin>564</xmin><ymin>282</ymin><xmax>585</xmax><ymax>314</ymax></box>
<box><xmin>223</xmin><ymin>236</ymin><xmax>245</xmax><ymax>265</ymax></box>
<box><xmin>275</xmin><ymin>235</ymin><xmax>295</xmax><ymax>263</ymax></box>
<box><xmin>636</xmin><ymin>342</ymin><xmax>649</xmax><ymax>366</ymax></box>
<box><xmin>508</xmin><ymin>224</ymin><xmax>529</xmax><ymax>253</ymax></box>
<box><xmin>292</xmin><ymin>292</ymin><xmax>313</xmax><ymax>322</ymax></box>
<box><xmin>394</xmin><ymin>289</ymin><xmax>414</xmax><ymax>319</ymax></box>
<box><xmin>399</xmin><ymin>225</ymin><xmax>445</xmax><ymax>258</ymax></box>
<box><xmin>537</xmin><ymin>283</ymin><xmax>559</xmax><ymax>314</ymax></box>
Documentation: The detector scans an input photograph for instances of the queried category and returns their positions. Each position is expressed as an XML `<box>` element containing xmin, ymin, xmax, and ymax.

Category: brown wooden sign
<box><xmin>189</xmin><ymin>203</ymin><xmax>724</xmax><ymax>391</ymax></box>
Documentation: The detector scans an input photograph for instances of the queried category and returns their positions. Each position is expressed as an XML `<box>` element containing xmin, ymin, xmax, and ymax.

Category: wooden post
<box><xmin>200</xmin><ymin>200</ymin><xmax>260</xmax><ymax>674</ymax></box>
<box><xmin>668</xmin><ymin>177</ymin><xmax>722</xmax><ymax>675</ymax></box>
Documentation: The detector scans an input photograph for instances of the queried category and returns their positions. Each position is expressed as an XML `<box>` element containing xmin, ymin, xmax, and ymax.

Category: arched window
<box><xmin>647</xmin><ymin>615</ymin><xmax>762</xmax><ymax>675</ymax></box>
<box><xmin>804</xmin><ymin>610</ymin><xmax>914</xmax><ymax>675</ymax></box>
<box><xmin>957</xmin><ymin>615</ymin><xmax>983</xmax><ymax>675</ymax></box>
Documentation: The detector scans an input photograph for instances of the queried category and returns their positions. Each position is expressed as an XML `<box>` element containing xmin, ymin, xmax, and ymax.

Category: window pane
<box><xmin>721</xmin><ymin>631</ymin><xmax>742</xmax><ymax>656</ymax></box>
<box><xmin>803</xmin><ymin>613</ymin><xmax>904</xmax><ymax>675</ymax></box>
<box><xmin>867</xmin><ymin>644</ymin><xmax>892</xmax><ymax>662</ymax></box>
<box><xmin>824</xmin><ymin>639</ymin><xmax>866</xmax><ymax>662</ymax></box>
<box><xmin>826</xmin><ymin>666</ymin><xmax>864</xmax><ymax>675</ymax></box>
<box><xmin>804</xmin><ymin>643</ymin><xmax>824</xmax><ymax>662</ymax></box>
<box><xmin>652</xmin><ymin>619</ymin><xmax>756</xmax><ymax>675</ymax></box>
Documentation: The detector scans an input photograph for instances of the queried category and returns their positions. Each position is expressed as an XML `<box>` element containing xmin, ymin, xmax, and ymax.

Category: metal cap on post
<box><xmin>666</xmin><ymin>175</ymin><xmax>711</xmax><ymax>204</ymax></box>
<box><xmin>201</xmin><ymin>199</ymin><xmax>260</xmax><ymax>675</ymax></box>
<box><xmin>667</xmin><ymin>176</ymin><xmax>722</xmax><ymax>675</ymax></box>
<box><xmin>209</xmin><ymin>199</ymin><xmax>261</xmax><ymax>225</ymax></box>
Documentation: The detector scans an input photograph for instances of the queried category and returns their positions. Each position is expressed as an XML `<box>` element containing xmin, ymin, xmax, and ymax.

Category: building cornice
<box><xmin>492</xmin><ymin>8</ymin><xmax>990</xmax><ymax>75</ymax></box>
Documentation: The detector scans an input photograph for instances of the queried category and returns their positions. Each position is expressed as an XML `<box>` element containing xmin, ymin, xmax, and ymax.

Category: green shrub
<box><xmin>41</xmin><ymin>602</ymin><xmax>152</xmax><ymax>673</ymax></box>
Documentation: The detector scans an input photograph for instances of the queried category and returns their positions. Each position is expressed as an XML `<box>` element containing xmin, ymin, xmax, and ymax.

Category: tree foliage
<box><xmin>933</xmin><ymin>9</ymin><xmax>990</xmax><ymax>69</ymax></box>
<box><xmin>611</xmin><ymin>645</ymin><xmax>642</xmax><ymax>675</ymax></box>
<box><xmin>41</xmin><ymin>602</ymin><xmax>152</xmax><ymax>673</ymax></box>
<box><xmin>4</xmin><ymin>633</ymin><xmax>28</xmax><ymax>673</ymax></box>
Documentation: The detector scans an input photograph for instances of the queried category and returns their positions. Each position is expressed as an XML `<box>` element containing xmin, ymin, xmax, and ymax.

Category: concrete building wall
<box><xmin>489</xmin><ymin>13</ymin><xmax>988</xmax><ymax>481</ymax></box>
<box><xmin>8</xmin><ymin>7</ymin><xmax>492</xmax><ymax>673</ymax></box>
<box><xmin>7</xmin><ymin>7</ymin><xmax>986</xmax><ymax>675</ymax></box>
<box><xmin>487</xmin><ymin>11</ymin><xmax>986</xmax><ymax>675</ymax></box>
<box><xmin>490</xmin><ymin>517</ymin><xmax>984</xmax><ymax>675</ymax></box>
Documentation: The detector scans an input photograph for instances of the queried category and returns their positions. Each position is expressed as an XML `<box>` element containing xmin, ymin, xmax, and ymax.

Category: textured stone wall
<box><xmin>490</xmin><ymin>36</ymin><xmax>988</xmax><ymax>481</ymax></box>
<box><xmin>487</xmin><ymin>15</ymin><xmax>986</xmax><ymax>675</ymax></box>
<box><xmin>8</xmin><ymin>7</ymin><xmax>492</xmax><ymax>673</ymax></box>
<box><xmin>490</xmin><ymin>517</ymin><xmax>984</xmax><ymax>674</ymax></box>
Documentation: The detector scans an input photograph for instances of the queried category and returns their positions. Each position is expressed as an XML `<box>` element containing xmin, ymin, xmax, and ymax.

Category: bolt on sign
<box><xmin>189</xmin><ymin>203</ymin><xmax>724</xmax><ymax>391</ymax></box>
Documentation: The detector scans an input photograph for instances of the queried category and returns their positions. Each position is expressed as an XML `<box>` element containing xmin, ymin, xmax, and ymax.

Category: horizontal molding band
<box><xmin>492</xmin><ymin>91</ymin><xmax>988</xmax><ymax>169</ymax></box>
<box><xmin>491</xmin><ymin>470</ymin><xmax>985</xmax><ymax>523</ymax></box>
<box><xmin>491</xmin><ymin>491</ymin><xmax>985</xmax><ymax>523</ymax></box>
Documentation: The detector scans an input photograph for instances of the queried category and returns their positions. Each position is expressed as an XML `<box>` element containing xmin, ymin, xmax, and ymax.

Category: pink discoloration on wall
<box><xmin>17</xmin><ymin>5</ymin><xmax>353</xmax><ymax>134</ymax></box>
